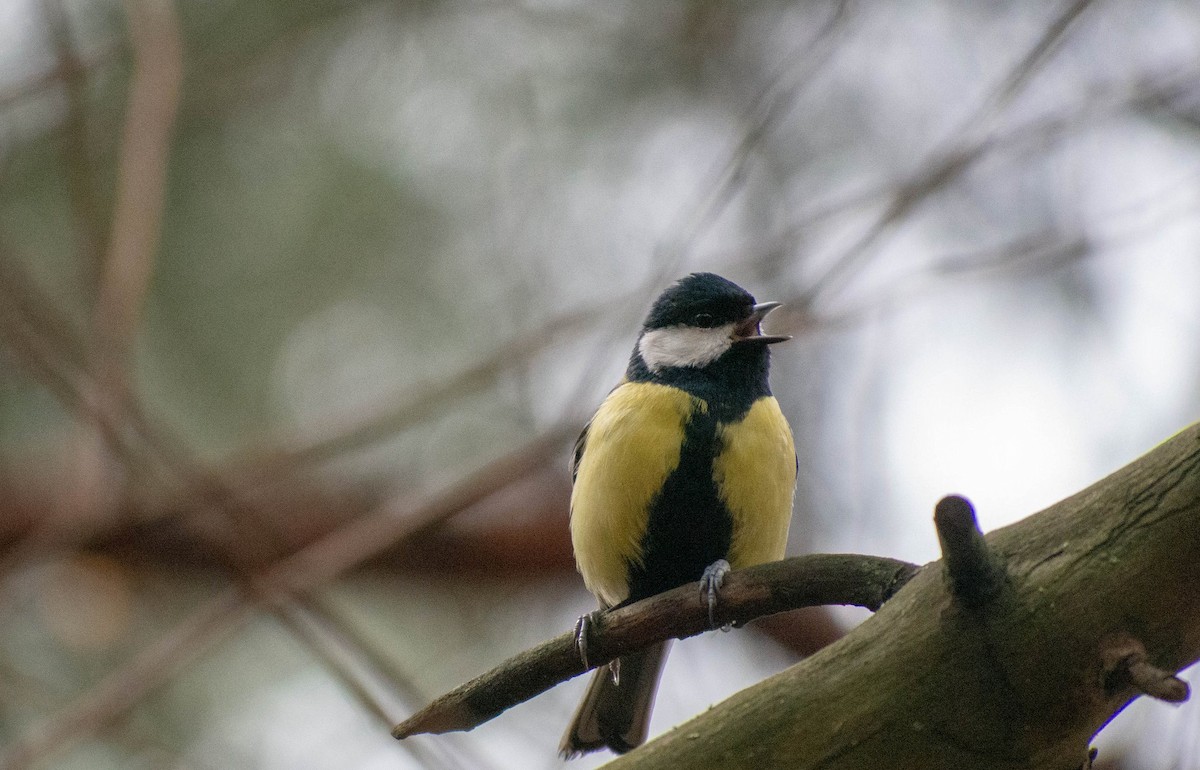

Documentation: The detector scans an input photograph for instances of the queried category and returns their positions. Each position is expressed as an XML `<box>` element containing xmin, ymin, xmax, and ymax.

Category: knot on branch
<box><xmin>1100</xmin><ymin>633</ymin><xmax>1190</xmax><ymax>703</ymax></box>
<box><xmin>933</xmin><ymin>495</ymin><xmax>1006</xmax><ymax>609</ymax></box>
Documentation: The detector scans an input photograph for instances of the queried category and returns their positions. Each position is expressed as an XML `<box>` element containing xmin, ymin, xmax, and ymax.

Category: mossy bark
<box><xmin>608</xmin><ymin>425</ymin><xmax>1200</xmax><ymax>770</ymax></box>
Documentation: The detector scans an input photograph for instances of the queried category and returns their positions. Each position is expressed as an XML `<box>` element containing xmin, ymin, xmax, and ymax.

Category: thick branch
<box><xmin>392</xmin><ymin>554</ymin><xmax>918</xmax><ymax>739</ymax></box>
<box><xmin>604</xmin><ymin>423</ymin><xmax>1200</xmax><ymax>770</ymax></box>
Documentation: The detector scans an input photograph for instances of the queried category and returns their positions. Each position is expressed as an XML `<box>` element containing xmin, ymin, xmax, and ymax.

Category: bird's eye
<box><xmin>693</xmin><ymin>313</ymin><xmax>715</xmax><ymax>328</ymax></box>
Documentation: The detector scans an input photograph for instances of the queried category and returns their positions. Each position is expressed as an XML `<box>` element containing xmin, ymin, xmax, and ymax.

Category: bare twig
<box><xmin>391</xmin><ymin>553</ymin><xmax>918</xmax><ymax>739</ymax></box>
<box><xmin>969</xmin><ymin>0</ymin><xmax>1100</xmax><ymax>130</ymax></box>
<box><xmin>727</xmin><ymin>61</ymin><xmax>1200</xmax><ymax>282</ymax></box>
<box><xmin>1100</xmin><ymin>633</ymin><xmax>1190</xmax><ymax>704</ymax></box>
<box><xmin>797</xmin><ymin>0</ymin><xmax>1100</xmax><ymax>309</ymax></box>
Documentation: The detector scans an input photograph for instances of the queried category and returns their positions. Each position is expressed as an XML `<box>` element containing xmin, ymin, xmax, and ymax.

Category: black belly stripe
<box><xmin>623</xmin><ymin>404</ymin><xmax>732</xmax><ymax>605</ymax></box>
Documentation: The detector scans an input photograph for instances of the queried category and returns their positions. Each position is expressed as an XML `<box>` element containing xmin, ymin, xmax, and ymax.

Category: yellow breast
<box><xmin>569</xmin><ymin>382</ymin><xmax>701</xmax><ymax>607</ymax></box>
<box><xmin>713</xmin><ymin>396</ymin><xmax>796</xmax><ymax>570</ymax></box>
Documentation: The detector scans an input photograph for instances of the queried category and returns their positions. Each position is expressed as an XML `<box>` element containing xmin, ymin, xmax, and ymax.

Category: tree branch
<box><xmin>392</xmin><ymin>553</ymin><xmax>918</xmax><ymax>739</ymax></box>
<box><xmin>601</xmin><ymin>423</ymin><xmax>1200</xmax><ymax>770</ymax></box>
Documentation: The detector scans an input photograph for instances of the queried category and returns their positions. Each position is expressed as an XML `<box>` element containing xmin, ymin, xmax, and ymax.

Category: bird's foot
<box><xmin>572</xmin><ymin>610</ymin><xmax>605</xmax><ymax>671</ymax></box>
<box><xmin>700</xmin><ymin>559</ymin><xmax>732</xmax><ymax>631</ymax></box>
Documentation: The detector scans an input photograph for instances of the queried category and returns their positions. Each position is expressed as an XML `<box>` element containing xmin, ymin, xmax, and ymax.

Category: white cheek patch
<box><xmin>638</xmin><ymin>324</ymin><xmax>735</xmax><ymax>372</ymax></box>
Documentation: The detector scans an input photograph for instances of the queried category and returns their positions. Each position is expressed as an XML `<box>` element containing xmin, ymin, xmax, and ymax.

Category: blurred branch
<box><xmin>1</xmin><ymin>5</ymin><xmax>555</xmax><ymax>759</ymax></box>
<box><xmin>1</xmin><ymin>181</ymin><xmax>580</xmax><ymax>767</ymax></box>
<box><xmin>0</xmin><ymin>254</ymin><xmax>167</xmax><ymax>499</ymax></box>
<box><xmin>392</xmin><ymin>554</ymin><xmax>918</xmax><ymax>739</ymax></box>
<box><xmin>796</xmin><ymin>0</ymin><xmax>1100</xmax><ymax>309</ymax></box>
<box><xmin>776</xmin><ymin>231</ymin><xmax>1093</xmax><ymax>336</ymax></box>
<box><xmin>0</xmin><ymin>42</ymin><xmax>122</xmax><ymax>113</ymax></box>
<box><xmin>969</xmin><ymin>0</ymin><xmax>1099</xmax><ymax>129</ymax></box>
<box><xmin>795</xmin><ymin>155</ymin><xmax>1200</xmax><ymax>334</ymax></box>
<box><xmin>92</xmin><ymin>0</ymin><xmax>182</xmax><ymax>378</ymax></box>
<box><xmin>265</xmin><ymin>425</ymin><xmax>576</xmax><ymax>592</ymax></box>
<box><xmin>0</xmin><ymin>590</ymin><xmax>253</xmax><ymax>770</ymax></box>
<box><xmin>734</xmin><ymin>61</ymin><xmax>1200</xmax><ymax>285</ymax></box>
<box><xmin>272</xmin><ymin>598</ymin><xmax>402</xmax><ymax>726</ymax></box>
<box><xmin>0</xmin><ymin>420</ymin><xmax>575</xmax><ymax>768</ymax></box>
<box><xmin>47</xmin><ymin>0</ymin><xmax>185</xmax><ymax>564</ymax></box>
<box><xmin>234</xmin><ymin>306</ymin><xmax>604</xmax><ymax>475</ymax></box>
<box><xmin>270</xmin><ymin>598</ymin><xmax>487</xmax><ymax>770</ymax></box>
<box><xmin>41</xmin><ymin>0</ymin><xmax>106</xmax><ymax>277</ymax></box>
<box><xmin>656</xmin><ymin>0</ymin><xmax>853</xmax><ymax>273</ymax></box>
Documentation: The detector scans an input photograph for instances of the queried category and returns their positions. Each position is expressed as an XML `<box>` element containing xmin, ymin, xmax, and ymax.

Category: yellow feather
<box><xmin>714</xmin><ymin>396</ymin><xmax>796</xmax><ymax>570</ymax></box>
<box><xmin>570</xmin><ymin>382</ymin><xmax>701</xmax><ymax>607</ymax></box>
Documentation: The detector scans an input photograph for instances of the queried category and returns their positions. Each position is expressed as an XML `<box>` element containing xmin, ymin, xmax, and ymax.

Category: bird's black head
<box><xmin>629</xmin><ymin>273</ymin><xmax>789</xmax><ymax>398</ymax></box>
<box><xmin>643</xmin><ymin>272</ymin><xmax>757</xmax><ymax>332</ymax></box>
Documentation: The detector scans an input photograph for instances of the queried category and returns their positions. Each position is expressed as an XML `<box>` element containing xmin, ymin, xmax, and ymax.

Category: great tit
<box><xmin>560</xmin><ymin>272</ymin><xmax>796</xmax><ymax>757</ymax></box>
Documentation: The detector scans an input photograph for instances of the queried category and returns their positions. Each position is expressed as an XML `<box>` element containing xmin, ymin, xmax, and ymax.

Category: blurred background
<box><xmin>2</xmin><ymin>0</ymin><xmax>1200</xmax><ymax>767</ymax></box>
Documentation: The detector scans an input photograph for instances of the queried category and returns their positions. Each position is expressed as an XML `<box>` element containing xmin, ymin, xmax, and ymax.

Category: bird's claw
<box><xmin>701</xmin><ymin>559</ymin><xmax>732</xmax><ymax>631</ymax></box>
<box><xmin>573</xmin><ymin>610</ymin><xmax>606</xmax><ymax>671</ymax></box>
<box><xmin>573</xmin><ymin>613</ymin><xmax>592</xmax><ymax>671</ymax></box>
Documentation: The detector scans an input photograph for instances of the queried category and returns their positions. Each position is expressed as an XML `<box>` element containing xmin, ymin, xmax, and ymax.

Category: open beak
<box><xmin>732</xmin><ymin>301</ymin><xmax>791</xmax><ymax>345</ymax></box>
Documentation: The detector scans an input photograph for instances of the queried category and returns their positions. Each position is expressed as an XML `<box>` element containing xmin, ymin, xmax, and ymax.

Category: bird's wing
<box><xmin>570</xmin><ymin>420</ymin><xmax>590</xmax><ymax>484</ymax></box>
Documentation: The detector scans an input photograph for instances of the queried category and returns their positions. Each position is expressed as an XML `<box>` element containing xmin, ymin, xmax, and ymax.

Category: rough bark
<box><xmin>607</xmin><ymin>424</ymin><xmax>1200</xmax><ymax>770</ymax></box>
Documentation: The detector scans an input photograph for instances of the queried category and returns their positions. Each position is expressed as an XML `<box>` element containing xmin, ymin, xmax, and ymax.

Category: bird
<box><xmin>560</xmin><ymin>272</ymin><xmax>797</xmax><ymax>758</ymax></box>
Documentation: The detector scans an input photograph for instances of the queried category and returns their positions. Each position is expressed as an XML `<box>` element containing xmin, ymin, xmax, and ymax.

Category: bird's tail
<box><xmin>559</xmin><ymin>641</ymin><xmax>670</xmax><ymax>759</ymax></box>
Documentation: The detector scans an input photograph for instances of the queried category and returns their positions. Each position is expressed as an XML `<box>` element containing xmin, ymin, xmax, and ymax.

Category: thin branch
<box><xmin>391</xmin><ymin>553</ymin><xmax>918</xmax><ymax>740</ymax></box>
<box><xmin>1100</xmin><ymin>633</ymin><xmax>1190</xmax><ymax>704</ymax></box>
<box><xmin>654</xmin><ymin>0</ymin><xmax>854</xmax><ymax>275</ymax></box>
<box><xmin>231</xmin><ymin>306</ymin><xmax>606</xmax><ymax>475</ymax></box>
<box><xmin>796</xmin><ymin>151</ymin><xmax>1200</xmax><ymax>336</ymax></box>
<box><xmin>969</xmin><ymin>0</ymin><xmax>1100</xmax><ymax>129</ymax></box>
<box><xmin>41</xmin><ymin>0</ymin><xmax>106</xmax><ymax>277</ymax></box>
<box><xmin>266</xmin><ymin>424</ymin><xmax>578</xmax><ymax>593</ymax></box>
<box><xmin>726</xmin><ymin>61</ymin><xmax>1200</xmax><ymax>281</ymax></box>
<box><xmin>797</xmin><ymin>0</ymin><xmax>1099</xmax><ymax>309</ymax></box>
<box><xmin>92</xmin><ymin>0</ymin><xmax>182</xmax><ymax>376</ymax></box>
<box><xmin>31</xmin><ymin>0</ymin><xmax>185</xmax><ymax>563</ymax></box>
